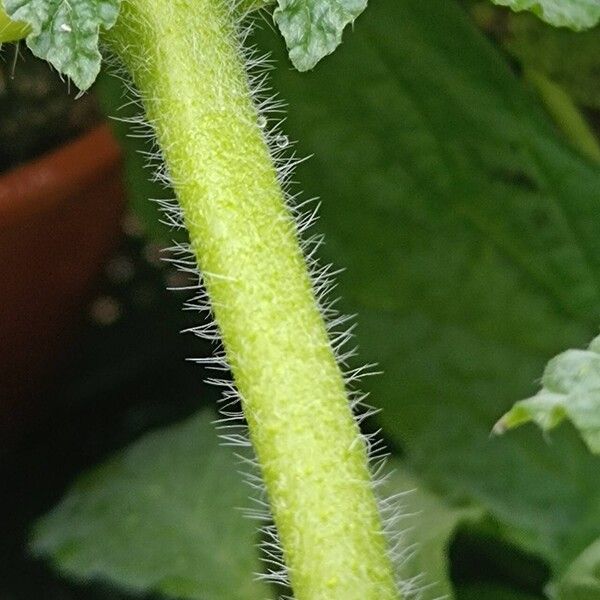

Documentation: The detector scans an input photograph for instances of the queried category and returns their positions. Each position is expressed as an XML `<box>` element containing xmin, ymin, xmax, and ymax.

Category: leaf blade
<box><xmin>490</xmin><ymin>0</ymin><xmax>600</xmax><ymax>30</ymax></box>
<box><xmin>383</xmin><ymin>464</ymin><xmax>483</xmax><ymax>599</ymax></box>
<box><xmin>31</xmin><ymin>411</ymin><xmax>271</xmax><ymax>600</ymax></box>
<box><xmin>2</xmin><ymin>0</ymin><xmax>121</xmax><ymax>90</ymax></box>
<box><xmin>273</xmin><ymin>0</ymin><xmax>367</xmax><ymax>71</ymax></box>
<box><xmin>494</xmin><ymin>336</ymin><xmax>600</xmax><ymax>453</ymax></box>
<box><xmin>255</xmin><ymin>0</ymin><xmax>600</xmax><ymax>576</ymax></box>
<box><xmin>552</xmin><ymin>537</ymin><xmax>600</xmax><ymax>599</ymax></box>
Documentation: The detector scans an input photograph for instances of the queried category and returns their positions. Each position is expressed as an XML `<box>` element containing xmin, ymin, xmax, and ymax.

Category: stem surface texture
<box><xmin>107</xmin><ymin>2</ymin><xmax>398</xmax><ymax>598</ymax></box>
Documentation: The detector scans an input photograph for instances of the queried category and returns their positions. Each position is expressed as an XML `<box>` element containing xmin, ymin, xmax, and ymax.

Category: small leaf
<box><xmin>490</xmin><ymin>0</ymin><xmax>600</xmax><ymax>30</ymax></box>
<box><xmin>494</xmin><ymin>334</ymin><xmax>600</xmax><ymax>452</ymax></box>
<box><xmin>383</xmin><ymin>463</ymin><xmax>483</xmax><ymax>599</ymax></box>
<box><xmin>273</xmin><ymin>0</ymin><xmax>367</xmax><ymax>71</ymax></box>
<box><xmin>2</xmin><ymin>0</ymin><xmax>121</xmax><ymax>90</ymax></box>
<box><xmin>31</xmin><ymin>410</ymin><xmax>271</xmax><ymax>600</ymax></box>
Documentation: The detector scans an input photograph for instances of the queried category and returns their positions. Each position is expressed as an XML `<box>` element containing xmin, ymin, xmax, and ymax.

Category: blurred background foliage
<box><xmin>3</xmin><ymin>0</ymin><xmax>600</xmax><ymax>598</ymax></box>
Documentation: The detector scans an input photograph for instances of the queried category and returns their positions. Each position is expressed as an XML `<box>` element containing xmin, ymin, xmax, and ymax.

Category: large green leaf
<box><xmin>384</xmin><ymin>464</ymin><xmax>483</xmax><ymax>599</ymax></box>
<box><xmin>494</xmin><ymin>334</ymin><xmax>600</xmax><ymax>452</ymax></box>
<box><xmin>32</xmin><ymin>415</ymin><xmax>476</xmax><ymax>600</ymax></box>
<box><xmin>31</xmin><ymin>411</ymin><xmax>271</xmax><ymax>600</ymax></box>
<box><xmin>273</xmin><ymin>0</ymin><xmax>367</xmax><ymax>71</ymax></box>
<box><xmin>457</xmin><ymin>583</ymin><xmax>542</xmax><ymax>599</ymax></box>
<box><xmin>490</xmin><ymin>0</ymin><xmax>600</xmax><ymax>29</ymax></box>
<box><xmin>2</xmin><ymin>0</ymin><xmax>121</xmax><ymax>89</ymax></box>
<box><xmin>255</xmin><ymin>0</ymin><xmax>600</xmax><ymax>578</ymax></box>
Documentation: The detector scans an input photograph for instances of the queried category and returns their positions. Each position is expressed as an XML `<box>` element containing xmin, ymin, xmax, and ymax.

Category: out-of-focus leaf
<box><xmin>552</xmin><ymin>537</ymin><xmax>600</xmax><ymax>599</ymax></box>
<box><xmin>2</xmin><ymin>0</ymin><xmax>120</xmax><ymax>90</ymax></box>
<box><xmin>255</xmin><ymin>0</ymin><xmax>600</xmax><ymax>579</ymax></box>
<box><xmin>383</xmin><ymin>464</ymin><xmax>483</xmax><ymax>599</ymax></box>
<box><xmin>490</xmin><ymin>0</ymin><xmax>600</xmax><ymax>29</ymax></box>
<box><xmin>238</xmin><ymin>0</ymin><xmax>275</xmax><ymax>14</ymax></box>
<box><xmin>457</xmin><ymin>582</ymin><xmax>542</xmax><ymax>599</ymax></box>
<box><xmin>31</xmin><ymin>411</ymin><xmax>271</xmax><ymax>600</ymax></box>
<box><xmin>494</xmin><ymin>334</ymin><xmax>600</xmax><ymax>452</ymax></box>
<box><xmin>273</xmin><ymin>0</ymin><xmax>367</xmax><ymax>71</ymax></box>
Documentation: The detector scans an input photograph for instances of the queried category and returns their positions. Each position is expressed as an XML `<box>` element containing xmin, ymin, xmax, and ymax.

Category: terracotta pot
<box><xmin>0</xmin><ymin>124</ymin><xmax>125</xmax><ymax>438</ymax></box>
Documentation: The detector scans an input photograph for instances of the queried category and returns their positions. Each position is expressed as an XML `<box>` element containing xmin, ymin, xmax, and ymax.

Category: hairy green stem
<box><xmin>106</xmin><ymin>1</ymin><xmax>398</xmax><ymax>598</ymax></box>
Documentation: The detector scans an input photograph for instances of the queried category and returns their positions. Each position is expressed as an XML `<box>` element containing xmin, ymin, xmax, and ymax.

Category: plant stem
<box><xmin>106</xmin><ymin>1</ymin><xmax>398</xmax><ymax>598</ymax></box>
<box><xmin>525</xmin><ymin>68</ymin><xmax>600</xmax><ymax>165</ymax></box>
<box><xmin>0</xmin><ymin>7</ymin><xmax>29</xmax><ymax>42</ymax></box>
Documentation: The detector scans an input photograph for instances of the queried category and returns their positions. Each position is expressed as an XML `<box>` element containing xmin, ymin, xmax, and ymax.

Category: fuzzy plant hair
<box><xmin>100</xmin><ymin>0</ymin><xmax>410</xmax><ymax>598</ymax></box>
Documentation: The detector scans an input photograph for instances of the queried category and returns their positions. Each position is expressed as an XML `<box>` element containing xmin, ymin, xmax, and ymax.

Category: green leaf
<box><xmin>490</xmin><ymin>0</ymin><xmax>600</xmax><ymax>29</ymax></box>
<box><xmin>383</xmin><ymin>464</ymin><xmax>483</xmax><ymax>599</ymax></box>
<box><xmin>456</xmin><ymin>583</ymin><xmax>543</xmax><ymax>600</ymax></box>
<box><xmin>31</xmin><ymin>411</ymin><xmax>271</xmax><ymax>600</ymax></box>
<box><xmin>552</xmin><ymin>537</ymin><xmax>600</xmax><ymax>599</ymax></box>
<box><xmin>494</xmin><ymin>334</ymin><xmax>600</xmax><ymax>452</ymax></box>
<box><xmin>254</xmin><ymin>0</ymin><xmax>600</xmax><ymax>578</ymax></box>
<box><xmin>273</xmin><ymin>0</ymin><xmax>367</xmax><ymax>71</ymax></box>
<box><xmin>2</xmin><ymin>0</ymin><xmax>121</xmax><ymax>90</ymax></box>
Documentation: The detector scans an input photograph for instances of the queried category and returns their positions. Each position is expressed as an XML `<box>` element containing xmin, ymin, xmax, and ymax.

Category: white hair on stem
<box><xmin>102</xmin><ymin>4</ymin><xmax>422</xmax><ymax>596</ymax></box>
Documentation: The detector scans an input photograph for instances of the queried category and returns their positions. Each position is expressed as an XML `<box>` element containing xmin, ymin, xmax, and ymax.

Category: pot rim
<box><xmin>0</xmin><ymin>124</ymin><xmax>121</xmax><ymax>226</ymax></box>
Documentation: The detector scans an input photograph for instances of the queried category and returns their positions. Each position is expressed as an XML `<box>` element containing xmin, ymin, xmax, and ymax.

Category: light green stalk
<box><xmin>0</xmin><ymin>8</ymin><xmax>28</xmax><ymax>42</ymax></box>
<box><xmin>525</xmin><ymin>68</ymin><xmax>600</xmax><ymax>165</ymax></box>
<box><xmin>106</xmin><ymin>1</ymin><xmax>398</xmax><ymax>598</ymax></box>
